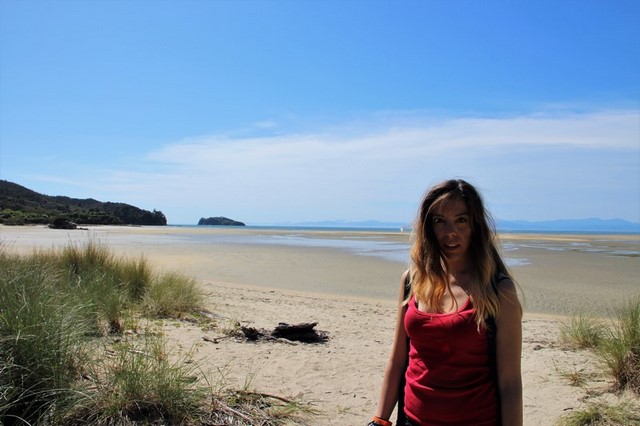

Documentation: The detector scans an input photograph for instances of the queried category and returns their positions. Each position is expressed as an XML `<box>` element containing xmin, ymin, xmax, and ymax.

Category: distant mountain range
<box><xmin>280</xmin><ymin>218</ymin><xmax>640</xmax><ymax>233</ymax></box>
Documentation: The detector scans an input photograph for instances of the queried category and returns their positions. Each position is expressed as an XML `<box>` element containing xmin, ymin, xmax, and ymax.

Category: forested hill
<box><xmin>0</xmin><ymin>180</ymin><xmax>167</xmax><ymax>226</ymax></box>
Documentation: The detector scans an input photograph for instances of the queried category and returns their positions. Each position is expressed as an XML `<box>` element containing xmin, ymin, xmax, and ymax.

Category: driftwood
<box><xmin>272</xmin><ymin>322</ymin><xmax>328</xmax><ymax>343</ymax></box>
<box><xmin>240</xmin><ymin>326</ymin><xmax>263</xmax><ymax>341</ymax></box>
<box><xmin>237</xmin><ymin>322</ymin><xmax>329</xmax><ymax>344</ymax></box>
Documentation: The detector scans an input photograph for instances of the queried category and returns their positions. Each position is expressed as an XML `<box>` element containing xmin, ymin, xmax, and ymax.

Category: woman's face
<box><xmin>431</xmin><ymin>198</ymin><xmax>472</xmax><ymax>265</ymax></box>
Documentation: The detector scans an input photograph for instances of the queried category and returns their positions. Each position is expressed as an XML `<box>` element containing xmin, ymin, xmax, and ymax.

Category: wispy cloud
<box><xmin>149</xmin><ymin>109</ymin><xmax>639</xmax><ymax>166</ymax></box>
<box><xmin>132</xmin><ymin>110</ymin><xmax>640</xmax><ymax>220</ymax></box>
<box><xmin>26</xmin><ymin>109</ymin><xmax>640</xmax><ymax>224</ymax></box>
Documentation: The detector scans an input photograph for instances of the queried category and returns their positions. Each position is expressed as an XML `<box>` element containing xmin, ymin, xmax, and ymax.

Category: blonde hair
<box><xmin>408</xmin><ymin>179</ymin><xmax>509</xmax><ymax>328</ymax></box>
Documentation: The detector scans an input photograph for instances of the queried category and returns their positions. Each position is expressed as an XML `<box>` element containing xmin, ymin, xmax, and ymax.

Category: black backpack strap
<box><xmin>488</xmin><ymin>272</ymin><xmax>509</xmax><ymax>425</ymax></box>
<box><xmin>403</xmin><ymin>270</ymin><xmax>412</xmax><ymax>300</ymax></box>
<box><xmin>396</xmin><ymin>271</ymin><xmax>411</xmax><ymax>425</ymax></box>
<box><xmin>485</xmin><ymin>274</ymin><xmax>503</xmax><ymax>340</ymax></box>
<box><xmin>486</xmin><ymin>272</ymin><xmax>509</xmax><ymax>376</ymax></box>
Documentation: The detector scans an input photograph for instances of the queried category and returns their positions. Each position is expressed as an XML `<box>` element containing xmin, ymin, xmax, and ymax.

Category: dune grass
<box><xmin>0</xmin><ymin>247</ymin><xmax>93</xmax><ymax>423</ymax></box>
<box><xmin>66</xmin><ymin>334</ymin><xmax>207</xmax><ymax>425</ymax></box>
<box><xmin>599</xmin><ymin>297</ymin><xmax>640</xmax><ymax>393</ymax></box>
<box><xmin>560</xmin><ymin>312</ymin><xmax>607</xmax><ymax>350</ymax></box>
<box><xmin>557</xmin><ymin>400</ymin><xmax>640</xmax><ymax>426</ymax></box>
<box><xmin>0</xmin><ymin>239</ymin><xmax>313</xmax><ymax>425</ymax></box>
<box><xmin>560</xmin><ymin>298</ymin><xmax>640</xmax><ymax>393</ymax></box>
<box><xmin>558</xmin><ymin>298</ymin><xmax>640</xmax><ymax>425</ymax></box>
<box><xmin>142</xmin><ymin>271</ymin><xmax>202</xmax><ymax>318</ymax></box>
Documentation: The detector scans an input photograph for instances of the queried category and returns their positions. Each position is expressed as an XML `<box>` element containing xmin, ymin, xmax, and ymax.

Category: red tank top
<box><xmin>403</xmin><ymin>296</ymin><xmax>499</xmax><ymax>425</ymax></box>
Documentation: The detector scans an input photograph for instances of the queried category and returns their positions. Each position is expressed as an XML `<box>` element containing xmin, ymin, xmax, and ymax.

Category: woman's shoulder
<box><xmin>401</xmin><ymin>269</ymin><xmax>411</xmax><ymax>299</ymax></box>
<box><xmin>494</xmin><ymin>274</ymin><xmax>522</xmax><ymax>317</ymax></box>
<box><xmin>494</xmin><ymin>272</ymin><xmax>515</xmax><ymax>290</ymax></box>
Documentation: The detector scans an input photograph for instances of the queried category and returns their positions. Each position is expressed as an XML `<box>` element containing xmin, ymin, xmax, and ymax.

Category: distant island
<box><xmin>198</xmin><ymin>216</ymin><xmax>245</xmax><ymax>226</ymax></box>
<box><xmin>0</xmin><ymin>180</ymin><xmax>167</xmax><ymax>226</ymax></box>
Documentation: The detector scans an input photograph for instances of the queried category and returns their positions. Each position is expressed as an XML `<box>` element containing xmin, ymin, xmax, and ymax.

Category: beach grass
<box><xmin>599</xmin><ymin>296</ymin><xmax>640</xmax><ymax>393</ymax></box>
<box><xmin>66</xmin><ymin>334</ymin><xmax>207</xmax><ymax>424</ymax></box>
<box><xmin>557</xmin><ymin>298</ymin><xmax>640</xmax><ymax>425</ymax></box>
<box><xmin>142</xmin><ymin>270</ymin><xmax>203</xmax><ymax>318</ymax></box>
<box><xmin>0</xmin><ymin>240</ymin><xmax>314</xmax><ymax>425</ymax></box>
<box><xmin>0</xmin><ymin>246</ymin><xmax>93</xmax><ymax>422</ymax></box>
<box><xmin>556</xmin><ymin>400</ymin><xmax>640</xmax><ymax>426</ymax></box>
<box><xmin>561</xmin><ymin>299</ymin><xmax>640</xmax><ymax>393</ymax></box>
<box><xmin>560</xmin><ymin>313</ymin><xmax>607</xmax><ymax>349</ymax></box>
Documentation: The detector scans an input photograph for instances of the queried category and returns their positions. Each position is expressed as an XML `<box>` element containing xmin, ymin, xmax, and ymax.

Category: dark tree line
<box><xmin>0</xmin><ymin>180</ymin><xmax>167</xmax><ymax>226</ymax></box>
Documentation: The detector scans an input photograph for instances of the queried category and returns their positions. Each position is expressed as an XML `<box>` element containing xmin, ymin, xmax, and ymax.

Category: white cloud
<box><xmin>30</xmin><ymin>109</ymin><xmax>640</xmax><ymax>224</ymax></box>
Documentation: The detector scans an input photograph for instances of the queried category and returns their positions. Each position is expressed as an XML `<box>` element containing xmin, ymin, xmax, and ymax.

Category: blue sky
<box><xmin>1</xmin><ymin>0</ymin><xmax>638</xmax><ymax>225</ymax></box>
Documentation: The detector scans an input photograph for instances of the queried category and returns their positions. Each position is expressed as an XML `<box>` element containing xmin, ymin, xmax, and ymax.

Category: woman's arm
<box><xmin>495</xmin><ymin>278</ymin><xmax>523</xmax><ymax>426</ymax></box>
<box><xmin>373</xmin><ymin>270</ymin><xmax>411</xmax><ymax>421</ymax></box>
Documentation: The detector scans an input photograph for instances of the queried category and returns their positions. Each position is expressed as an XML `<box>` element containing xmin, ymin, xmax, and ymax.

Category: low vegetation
<box><xmin>557</xmin><ymin>298</ymin><xmax>640</xmax><ymax>425</ymax></box>
<box><xmin>560</xmin><ymin>313</ymin><xmax>607</xmax><ymax>350</ymax></box>
<box><xmin>0</xmin><ymin>240</ymin><xmax>313</xmax><ymax>425</ymax></box>
<box><xmin>558</xmin><ymin>401</ymin><xmax>640</xmax><ymax>426</ymax></box>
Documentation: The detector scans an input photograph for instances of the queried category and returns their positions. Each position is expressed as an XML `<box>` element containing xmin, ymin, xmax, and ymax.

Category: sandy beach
<box><xmin>2</xmin><ymin>225</ymin><xmax>639</xmax><ymax>425</ymax></box>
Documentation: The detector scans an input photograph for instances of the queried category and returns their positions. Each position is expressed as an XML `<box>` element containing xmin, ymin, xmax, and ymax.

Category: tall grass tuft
<box><xmin>557</xmin><ymin>304</ymin><xmax>639</xmax><ymax>425</ymax></box>
<box><xmin>143</xmin><ymin>271</ymin><xmax>202</xmax><ymax>317</ymax></box>
<box><xmin>556</xmin><ymin>400</ymin><xmax>640</xmax><ymax>425</ymax></box>
<box><xmin>71</xmin><ymin>335</ymin><xmax>206</xmax><ymax>424</ymax></box>
<box><xmin>560</xmin><ymin>297</ymin><xmax>640</xmax><ymax>395</ymax></box>
<box><xmin>116</xmin><ymin>255</ymin><xmax>152</xmax><ymax>301</ymax></box>
<box><xmin>599</xmin><ymin>297</ymin><xmax>640</xmax><ymax>393</ymax></box>
<box><xmin>0</xmin><ymin>249</ymin><xmax>92</xmax><ymax>423</ymax></box>
<box><xmin>60</xmin><ymin>238</ymin><xmax>114</xmax><ymax>276</ymax></box>
<box><xmin>560</xmin><ymin>312</ymin><xmax>606</xmax><ymax>349</ymax></box>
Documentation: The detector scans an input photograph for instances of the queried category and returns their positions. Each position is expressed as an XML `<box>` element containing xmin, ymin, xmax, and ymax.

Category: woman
<box><xmin>369</xmin><ymin>179</ymin><xmax>522</xmax><ymax>426</ymax></box>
